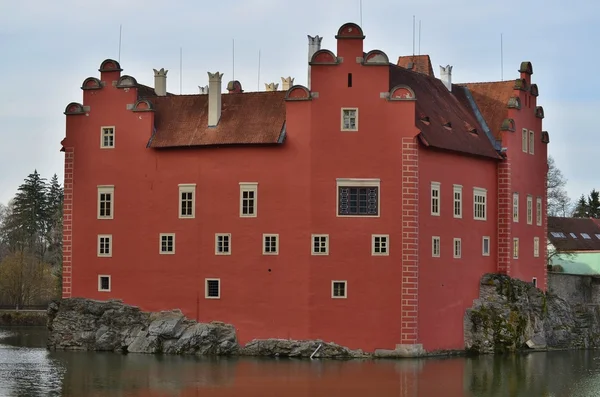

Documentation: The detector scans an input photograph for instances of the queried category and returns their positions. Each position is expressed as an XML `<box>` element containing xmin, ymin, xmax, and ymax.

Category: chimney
<box><xmin>307</xmin><ymin>35</ymin><xmax>322</xmax><ymax>89</ymax></box>
<box><xmin>153</xmin><ymin>68</ymin><xmax>168</xmax><ymax>96</ymax></box>
<box><xmin>440</xmin><ymin>65</ymin><xmax>453</xmax><ymax>91</ymax></box>
<box><xmin>198</xmin><ymin>85</ymin><xmax>209</xmax><ymax>94</ymax></box>
<box><xmin>281</xmin><ymin>76</ymin><xmax>294</xmax><ymax>91</ymax></box>
<box><xmin>208</xmin><ymin>72</ymin><xmax>223</xmax><ymax>127</ymax></box>
<box><xmin>227</xmin><ymin>80</ymin><xmax>243</xmax><ymax>94</ymax></box>
<box><xmin>265</xmin><ymin>83</ymin><xmax>279</xmax><ymax>92</ymax></box>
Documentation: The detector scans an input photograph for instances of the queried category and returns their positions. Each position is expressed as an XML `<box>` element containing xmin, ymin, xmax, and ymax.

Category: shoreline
<box><xmin>0</xmin><ymin>310</ymin><xmax>47</xmax><ymax>327</ymax></box>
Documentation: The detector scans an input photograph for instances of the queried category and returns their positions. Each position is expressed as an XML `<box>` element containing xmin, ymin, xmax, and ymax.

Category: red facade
<box><xmin>61</xmin><ymin>23</ymin><xmax>549</xmax><ymax>352</ymax></box>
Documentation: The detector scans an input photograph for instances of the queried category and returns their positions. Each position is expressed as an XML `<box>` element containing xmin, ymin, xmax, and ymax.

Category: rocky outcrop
<box><xmin>465</xmin><ymin>273</ymin><xmax>600</xmax><ymax>354</ymax></box>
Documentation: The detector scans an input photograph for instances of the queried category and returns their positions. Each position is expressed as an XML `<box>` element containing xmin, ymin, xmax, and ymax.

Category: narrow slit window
<box><xmin>348</xmin><ymin>73</ymin><xmax>353</xmax><ymax>88</ymax></box>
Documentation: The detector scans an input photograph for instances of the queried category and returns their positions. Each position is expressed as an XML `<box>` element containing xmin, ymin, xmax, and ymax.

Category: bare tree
<box><xmin>547</xmin><ymin>156</ymin><xmax>572</xmax><ymax>217</ymax></box>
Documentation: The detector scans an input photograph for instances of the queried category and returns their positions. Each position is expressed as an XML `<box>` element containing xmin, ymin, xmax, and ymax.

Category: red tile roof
<box><xmin>148</xmin><ymin>91</ymin><xmax>286</xmax><ymax>148</ymax></box>
<box><xmin>397</xmin><ymin>55</ymin><xmax>434</xmax><ymax>77</ymax></box>
<box><xmin>389</xmin><ymin>65</ymin><xmax>501</xmax><ymax>159</ymax></box>
<box><xmin>460</xmin><ymin>81</ymin><xmax>514</xmax><ymax>139</ymax></box>
<box><xmin>548</xmin><ymin>217</ymin><xmax>600</xmax><ymax>251</ymax></box>
<box><xmin>138</xmin><ymin>84</ymin><xmax>174</xmax><ymax>98</ymax></box>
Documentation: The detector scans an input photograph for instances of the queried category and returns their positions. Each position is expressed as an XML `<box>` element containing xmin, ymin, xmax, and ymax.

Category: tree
<box><xmin>547</xmin><ymin>156</ymin><xmax>572</xmax><ymax>216</ymax></box>
<box><xmin>0</xmin><ymin>251</ymin><xmax>56</xmax><ymax>307</ymax></box>
<box><xmin>588</xmin><ymin>189</ymin><xmax>600</xmax><ymax>218</ymax></box>
<box><xmin>573</xmin><ymin>194</ymin><xmax>589</xmax><ymax>218</ymax></box>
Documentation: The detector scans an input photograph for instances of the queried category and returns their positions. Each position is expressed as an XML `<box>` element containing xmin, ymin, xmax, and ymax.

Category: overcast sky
<box><xmin>0</xmin><ymin>0</ymin><xmax>597</xmax><ymax>206</ymax></box>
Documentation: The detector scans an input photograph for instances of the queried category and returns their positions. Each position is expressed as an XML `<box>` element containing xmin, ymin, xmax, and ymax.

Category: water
<box><xmin>2</xmin><ymin>327</ymin><xmax>600</xmax><ymax>396</ymax></box>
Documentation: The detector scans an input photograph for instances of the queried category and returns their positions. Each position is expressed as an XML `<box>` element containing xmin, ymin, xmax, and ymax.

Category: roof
<box><xmin>397</xmin><ymin>55</ymin><xmax>434</xmax><ymax>77</ymax></box>
<box><xmin>148</xmin><ymin>91</ymin><xmax>286</xmax><ymax>148</ymax></box>
<box><xmin>548</xmin><ymin>217</ymin><xmax>600</xmax><ymax>251</ymax></box>
<box><xmin>138</xmin><ymin>84</ymin><xmax>174</xmax><ymax>98</ymax></box>
<box><xmin>460</xmin><ymin>81</ymin><xmax>514</xmax><ymax>139</ymax></box>
<box><xmin>388</xmin><ymin>64</ymin><xmax>501</xmax><ymax>159</ymax></box>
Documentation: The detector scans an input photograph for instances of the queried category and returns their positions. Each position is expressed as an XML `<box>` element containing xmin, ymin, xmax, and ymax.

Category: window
<box><xmin>100</xmin><ymin>126</ymin><xmax>115</xmax><ymax>148</ymax></box>
<box><xmin>532</xmin><ymin>277</ymin><xmax>537</xmax><ymax>288</ymax></box>
<box><xmin>536</xmin><ymin>197</ymin><xmax>542</xmax><ymax>226</ymax></box>
<box><xmin>341</xmin><ymin>108</ymin><xmax>358</xmax><ymax>131</ymax></box>
<box><xmin>263</xmin><ymin>234</ymin><xmax>279</xmax><ymax>255</ymax></box>
<box><xmin>239</xmin><ymin>182</ymin><xmax>258</xmax><ymax>217</ymax></box>
<box><xmin>215</xmin><ymin>234</ymin><xmax>231</xmax><ymax>255</ymax></box>
<box><xmin>513</xmin><ymin>193</ymin><xmax>519</xmax><ymax>223</ymax></box>
<box><xmin>473</xmin><ymin>188</ymin><xmax>487</xmax><ymax>220</ymax></box>
<box><xmin>551</xmin><ymin>232</ymin><xmax>566</xmax><ymax>238</ymax></box>
<box><xmin>453</xmin><ymin>238</ymin><xmax>462</xmax><ymax>259</ymax></box>
<box><xmin>582</xmin><ymin>233</ymin><xmax>591</xmax><ymax>239</ymax></box>
<box><xmin>312</xmin><ymin>234</ymin><xmax>329</xmax><ymax>255</ymax></box>
<box><xmin>372</xmin><ymin>234</ymin><xmax>389</xmax><ymax>256</ymax></box>
<box><xmin>534</xmin><ymin>237</ymin><xmax>540</xmax><ymax>257</ymax></box>
<box><xmin>347</xmin><ymin>73</ymin><xmax>353</xmax><ymax>88</ymax></box>
<box><xmin>97</xmin><ymin>186</ymin><xmax>114</xmax><ymax>219</ymax></box>
<box><xmin>178</xmin><ymin>184</ymin><xmax>196</xmax><ymax>218</ymax></box>
<box><xmin>482</xmin><ymin>236</ymin><xmax>490</xmax><ymax>256</ymax></box>
<box><xmin>205</xmin><ymin>279</ymin><xmax>220</xmax><ymax>299</ymax></box>
<box><xmin>431</xmin><ymin>182</ymin><xmax>440</xmax><ymax>216</ymax></box>
<box><xmin>596</xmin><ymin>234</ymin><xmax>600</xmax><ymax>239</ymax></box>
<box><xmin>332</xmin><ymin>281</ymin><xmax>347</xmax><ymax>298</ymax></box>
<box><xmin>522</xmin><ymin>128</ymin><xmax>528</xmax><ymax>152</ymax></box>
<box><xmin>98</xmin><ymin>275</ymin><xmax>111</xmax><ymax>292</ymax></box>
<box><xmin>513</xmin><ymin>238</ymin><xmax>519</xmax><ymax>259</ymax></box>
<box><xmin>570</xmin><ymin>233</ymin><xmax>577</xmax><ymax>239</ymax></box>
<box><xmin>529</xmin><ymin>130</ymin><xmax>535</xmax><ymax>154</ymax></box>
<box><xmin>97</xmin><ymin>235</ymin><xmax>112</xmax><ymax>257</ymax></box>
<box><xmin>527</xmin><ymin>195</ymin><xmax>533</xmax><ymax>225</ymax></box>
<box><xmin>336</xmin><ymin>179</ymin><xmax>380</xmax><ymax>217</ymax></box>
<box><xmin>159</xmin><ymin>233</ymin><xmax>175</xmax><ymax>254</ymax></box>
<box><xmin>432</xmin><ymin>236</ymin><xmax>440</xmax><ymax>257</ymax></box>
<box><xmin>453</xmin><ymin>185</ymin><xmax>462</xmax><ymax>218</ymax></box>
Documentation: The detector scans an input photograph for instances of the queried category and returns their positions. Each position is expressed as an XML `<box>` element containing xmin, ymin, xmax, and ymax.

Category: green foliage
<box><xmin>547</xmin><ymin>156</ymin><xmax>572</xmax><ymax>217</ymax></box>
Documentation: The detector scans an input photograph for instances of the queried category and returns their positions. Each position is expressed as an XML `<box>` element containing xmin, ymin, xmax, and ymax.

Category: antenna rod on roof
<box><xmin>118</xmin><ymin>25</ymin><xmax>122</xmax><ymax>63</ymax></box>
<box><xmin>500</xmin><ymin>33</ymin><xmax>504</xmax><ymax>81</ymax></box>
<box><xmin>359</xmin><ymin>0</ymin><xmax>363</xmax><ymax>27</ymax></box>
<box><xmin>418</xmin><ymin>20</ymin><xmax>421</xmax><ymax>55</ymax></box>
<box><xmin>179</xmin><ymin>47</ymin><xmax>182</xmax><ymax>95</ymax></box>
<box><xmin>257</xmin><ymin>49</ymin><xmax>261</xmax><ymax>91</ymax></box>
<box><xmin>412</xmin><ymin>16</ymin><xmax>415</xmax><ymax>56</ymax></box>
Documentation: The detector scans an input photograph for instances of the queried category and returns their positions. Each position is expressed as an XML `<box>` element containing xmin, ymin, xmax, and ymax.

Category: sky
<box><xmin>0</xmin><ymin>0</ymin><xmax>597</xmax><ymax>206</ymax></box>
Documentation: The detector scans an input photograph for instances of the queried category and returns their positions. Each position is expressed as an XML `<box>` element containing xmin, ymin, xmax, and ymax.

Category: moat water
<box><xmin>2</xmin><ymin>327</ymin><xmax>600</xmax><ymax>396</ymax></box>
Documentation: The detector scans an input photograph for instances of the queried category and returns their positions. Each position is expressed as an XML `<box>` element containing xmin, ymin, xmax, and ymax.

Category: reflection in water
<box><xmin>2</xmin><ymin>327</ymin><xmax>600</xmax><ymax>396</ymax></box>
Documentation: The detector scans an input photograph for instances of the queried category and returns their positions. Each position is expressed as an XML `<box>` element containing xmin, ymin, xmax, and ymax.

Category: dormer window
<box><xmin>570</xmin><ymin>232</ymin><xmax>577</xmax><ymax>239</ymax></box>
<box><xmin>551</xmin><ymin>232</ymin><xmax>566</xmax><ymax>238</ymax></box>
<box><xmin>341</xmin><ymin>108</ymin><xmax>358</xmax><ymax>131</ymax></box>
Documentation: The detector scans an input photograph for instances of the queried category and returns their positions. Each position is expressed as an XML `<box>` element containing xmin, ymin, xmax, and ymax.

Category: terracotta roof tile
<box><xmin>397</xmin><ymin>55</ymin><xmax>434</xmax><ymax>77</ymax></box>
<box><xmin>460</xmin><ymin>81</ymin><xmax>514</xmax><ymax>139</ymax></box>
<box><xmin>148</xmin><ymin>91</ymin><xmax>286</xmax><ymax>148</ymax></box>
<box><xmin>548</xmin><ymin>217</ymin><xmax>600</xmax><ymax>251</ymax></box>
<box><xmin>137</xmin><ymin>84</ymin><xmax>174</xmax><ymax>99</ymax></box>
<box><xmin>389</xmin><ymin>65</ymin><xmax>501</xmax><ymax>159</ymax></box>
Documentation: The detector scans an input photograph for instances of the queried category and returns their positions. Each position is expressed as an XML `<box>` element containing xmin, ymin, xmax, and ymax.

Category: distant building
<box><xmin>60</xmin><ymin>22</ymin><xmax>549</xmax><ymax>353</ymax></box>
<box><xmin>548</xmin><ymin>217</ymin><xmax>600</xmax><ymax>274</ymax></box>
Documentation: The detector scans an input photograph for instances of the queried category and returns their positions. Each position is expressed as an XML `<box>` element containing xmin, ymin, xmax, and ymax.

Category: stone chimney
<box><xmin>440</xmin><ymin>65</ymin><xmax>453</xmax><ymax>91</ymax></box>
<box><xmin>265</xmin><ymin>83</ymin><xmax>279</xmax><ymax>92</ymax></box>
<box><xmin>227</xmin><ymin>80</ymin><xmax>243</xmax><ymax>94</ymax></box>
<box><xmin>208</xmin><ymin>72</ymin><xmax>223</xmax><ymax>127</ymax></box>
<box><xmin>153</xmin><ymin>68</ymin><xmax>168</xmax><ymax>96</ymax></box>
<box><xmin>281</xmin><ymin>77</ymin><xmax>294</xmax><ymax>91</ymax></box>
<box><xmin>307</xmin><ymin>35</ymin><xmax>322</xmax><ymax>89</ymax></box>
<box><xmin>198</xmin><ymin>85</ymin><xmax>209</xmax><ymax>94</ymax></box>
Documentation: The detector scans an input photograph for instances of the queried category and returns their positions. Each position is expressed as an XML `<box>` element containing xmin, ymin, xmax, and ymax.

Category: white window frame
<box><xmin>263</xmin><ymin>233</ymin><xmax>279</xmax><ymax>255</ymax></box>
<box><xmin>513</xmin><ymin>238</ymin><xmax>519</xmax><ymax>259</ymax></box>
<box><xmin>178</xmin><ymin>184</ymin><xmax>196</xmax><ymax>219</ymax></box>
<box><xmin>215</xmin><ymin>233</ymin><xmax>231</xmax><ymax>255</ymax></box>
<box><xmin>311</xmin><ymin>234</ymin><xmax>329</xmax><ymax>255</ymax></box>
<box><xmin>97</xmin><ymin>234</ymin><xmax>112</xmax><ymax>257</ymax></box>
<box><xmin>97</xmin><ymin>185</ymin><xmax>115</xmax><ymax>220</ymax></box>
<box><xmin>331</xmin><ymin>280</ymin><xmax>348</xmax><ymax>299</ymax></box>
<box><xmin>536</xmin><ymin>197</ymin><xmax>542</xmax><ymax>226</ymax></box>
<box><xmin>159</xmin><ymin>233</ymin><xmax>175</xmax><ymax>255</ymax></box>
<box><xmin>482</xmin><ymin>236</ymin><xmax>490</xmax><ymax>256</ymax></box>
<box><xmin>513</xmin><ymin>192</ymin><xmax>519</xmax><ymax>223</ymax></box>
<box><xmin>431</xmin><ymin>182</ymin><xmax>441</xmax><ymax>216</ymax></box>
<box><xmin>205</xmin><ymin>278</ymin><xmax>221</xmax><ymax>299</ymax></box>
<box><xmin>521</xmin><ymin>128</ymin><xmax>528</xmax><ymax>153</ymax></box>
<box><xmin>473</xmin><ymin>187</ymin><xmax>487</xmax><ymax>221</ymax></box>
<box><xmin>527</xmin><ymin>195</ymin><xmax>533</xmax><ymax>225</ymax></box>
<box><xmin>341</xmin><ymin>108</ymin><xmax>358</xmax><ymax>131</ymax></box>
<box><xmin>336</xmin><ymin>178</ymin><xmax>381</xmax><ymax>218</ymax></box>
<box><xmin>98</xmin><ymin>275</ymin><xmax>111</xmax><ymax>292</ymax></box>
<box><xmin>100</xmin><ymin>126</ymin><xmax>115</xmax><ymax>149</ymax></box>
<box><xmin>532</xmin><ymin>277</ymin><xmax>538</xmax><ymax>288</ymax></box>
<box><xmin>371</xmin><ymin>234</ymin><xmax>389</xmax><ymax>256</ymax></box>
<box><xmin>534</xmin><ymin>237</ymin><xmax>540</xmax><ymax>257</ymax></box>
<box><xmin>529</xmin><ymin>130</ymin><xmax>535</xmax><ymax>154</ymax></box>
<box><xmin>239</xmin><ymin>182</ymin><xmax>258</xmax><ymax>218</ymax></box>
<box><xmin>432</xmin><ymin>236</ymin><xmax>440</xmax><ymax>257</ymax></box>
<box><xmin>453</xmin><ymin>184</ymin><xmax>462</xmax><ymax>218</ymax></box>
<box><xmin>453</xmin><ymin>238</ymin><xmax>462</xmax><ymax>259</ymax></box>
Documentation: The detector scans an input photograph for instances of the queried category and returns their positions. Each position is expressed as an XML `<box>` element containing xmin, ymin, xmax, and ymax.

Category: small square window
<box><xmin>453</xmin><ymin>238</ymin><xmax>462</xmax><ymax>259</ymax></box>
<box><xmin>332</xmin><ymin>281</ymin><xmax>347</xmax><ymax>298</ymax></box>
<box><xmin>372</xmin><ymin>234</ymin><xmax>389</xmax><ymax>256</ymax></box>
<box><xmin>205</xmin><ymin>279</ymin><xmax>220</xmax><ymax>299</ymax></box>
<box><xmin>100</xmin><ymin>126</ymin><xmax>115</xmax><ymax>148</ymax></box>
<box><xmin>160</xmin><ymin>233</ymin><xmax>175</xmax><ymax>254</ymax></box>
<box><xmin>432</xmin><ymin>236</ymin><xmax>440</xmax><ymax>257</ymax></box>
<box><xmin>239</xmin><ymin>182</ymin><xmax>258</xmax><ymax>217</ymax></box>
<box><xmin>312</xmin><ymin>234</ymin><xmax>329</xmax><ymax>255</ymax></box>
<box><xmin>263</xmin><ymin>234</ymin><xmax>279</xmax><ymax>255</ymax></box>
<box><xmin>98</xmin><ymin>235</ymin><xmax>112</xmax><ymax>257</ymax></box>
<box><xmin>179</xmin><ymin>184</ymin><xmax>196</xmax><ymax>219</ymax></box>
<box><xmin>341</xmin><ymin>108</ymin><xmax>358</xmax><ymax>131</ymax></box>
<box><xmin>513</xmin><ymin>238</ymin><xmax>519</xmax><ymax>259</ymax></box>
<box><xmin>215</xmin><ymin>234</ymin><xmax>231</xmax><ymax>255</ymax></box>
<box><xmin>98</xmin><ymin>186</ymin><xmax>115</xmax><ymax>219</ymax></box>
<box><xmin>482</xmin><ymin>236</ymin><xmax>490</xmax><ymax>256</ymax></box>
<box><xmin>98</xmin><ymin>275</ymin><xmax>111</xmax><ymax>292</ymax></box>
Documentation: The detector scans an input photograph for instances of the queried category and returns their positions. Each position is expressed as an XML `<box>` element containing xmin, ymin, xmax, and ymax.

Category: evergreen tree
<box><xmin>588</xmin><ymin>189</ymin><xmax>600</xmax><ymax>218</ymax></box>
<box><xmin>573</xmin><ymin>194</ymin><xmax>589</xmax><ymax>218</ymax></box>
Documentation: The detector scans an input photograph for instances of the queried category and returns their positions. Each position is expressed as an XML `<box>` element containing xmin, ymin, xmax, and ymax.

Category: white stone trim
<box><xmin>215</xmin><ymin>233</ymin><xmax>231</xmax><ymax>255</ymax></box>
<box><xmin>340</xmin><ymin>107</ymin><xmax>358</xmax><ymax>131</ymax></box>
<box><xmin>311</xmin><ymin>234</ymin><xmax>329</xmax><ymax>255</ymax></box>
<box><xmin>159</xmin><ymin>233</ymin><xmax>176</xmax><ymax>255</ymax></box>
<box><xmin>453</xmin><ymin>184</ymin><xmax>462</xmax><ymax>218</ymax></box>
<box><xmin>178</xmin><ymin>183</ymin><xmax>196</xmax><ymax>219</ymax></box>
<box><xmin>371</xmin><ymin>234</ymin><xmax>389</xmax><ymax>256</ymax></box>
<box><xmin>100</xmin><ymin>126</ymin><xmax>115</xmax><ymax>149</ymax></box>
<box><xmin>473</xmin><ymin>187</ymin><xmax>487</xmax><ymax>221</ymax></box>
<box><xmin>432</xmin><ymin>236</ymin><xmax>440</xmax><ymax>257</ymax></box>
<box><xmin>205</xmin><ymin>278</ymin><xmax>221</xmax><ymax>299</ymax></box>
<box><xmin>98</xmin><ymin>275</ymin><xmax>111</xmax><ymax>292</ymax></box>
<box><xmin>431</xmin><ymin>182</ymin><xmax>440</xmax><ymax>216</ymax></box>
<box><xmin>97</xmin><ymin>185</ymin><xmax>114</xmax><ymax>220</ymax></box>
<box><xmin>513</xmin><ymin>237</ymin><xmax>519</xmax><ymax>259</ymax></box>
<box><xmin>527</xmin><ymin>195</ymin><xmax>533</xmax><ymax>225</ymax></box>
<box><xmin>536</xmin><ymin>197</ymin><xmax>542</xmax><ymax>226</ymax></box>
<box><xmin>239</xmin><ymin>182</ymin><xmax>258</xmax><ymax>218</ymax></box>
<box><xmin>97</xmin><ymin>234</ymin><xmax>112</xmax><ymax>257</ymax></box>
<box><xmin>263</xmin><ymin>233</ymin><xmax>279</xmax><ymax>255</ymax></box>
<box><xmin>513</xmin><ymin>192</ymin><xmax>519</xmax><ymax>223</ymax></box>
<box><xmin>453</xmin><ymin>238</ymin><xmax>462</xmax><ymax>259</ymax></box>
<box><xmin>331</xmin><ymin>280</ymin><xmax>347</xmax><ymax>299</ymax></box>
<box><xmin>534</xmin><ymin>237</ymin><xmax>540</xmax><ymax>257</ymax></box>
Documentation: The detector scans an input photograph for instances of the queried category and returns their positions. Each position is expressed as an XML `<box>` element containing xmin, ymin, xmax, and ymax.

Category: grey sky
<box><xmin>0</xmin><ymin>0</ymin><xmax>597</xmax><ymax>205</ymax></box>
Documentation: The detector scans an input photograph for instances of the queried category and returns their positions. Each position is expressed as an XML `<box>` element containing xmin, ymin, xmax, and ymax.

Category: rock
<box><xmin>240</xmin><ymin>339</ymin><xmax>368</xmax><ymax>359</ymax></box>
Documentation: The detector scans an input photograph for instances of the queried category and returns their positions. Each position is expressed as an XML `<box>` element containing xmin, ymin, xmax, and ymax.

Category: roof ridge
<box><xmin>458</xmin><ymin>80</ymin><xmax>513</xmax><ymax>86</ymax></box>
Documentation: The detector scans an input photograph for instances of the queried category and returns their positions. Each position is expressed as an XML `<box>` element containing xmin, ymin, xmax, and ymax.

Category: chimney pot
<box><xmin>307</xmin><ymin>35</ymin><xmax>323</xmax><ymax>89</ymax></box>
<box><xmin>198</xmin><ymin>85</ymin><xmax>209</xmax><ymax>94</ymax></box>
<box><xmin>208</xmin><ymin>72</ymin><xmax>223</xmax><ymax>127</ymax></box>
<box><xmin>281</xmin><ymin>76</ymin><xmax>294</xmax><ymax>91</ymax></box>
<box><xmin>440</xmin><ymin>65</ymin><xmax>453</xmax><ymax>91</ymax></box>
<box><xmin>227</xmin><ymin>80</ymin><xmax>243</xmax><ymax>94</ymax></box>
<box><xmin>153</xmin><ymin>68</ymin><xmax>168</xmax><ymax>96</ymax></box>
<box><xmin>265</xmin><ymin>82</ymin><xmax>279</xmax><ymax>92</ymax></box>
